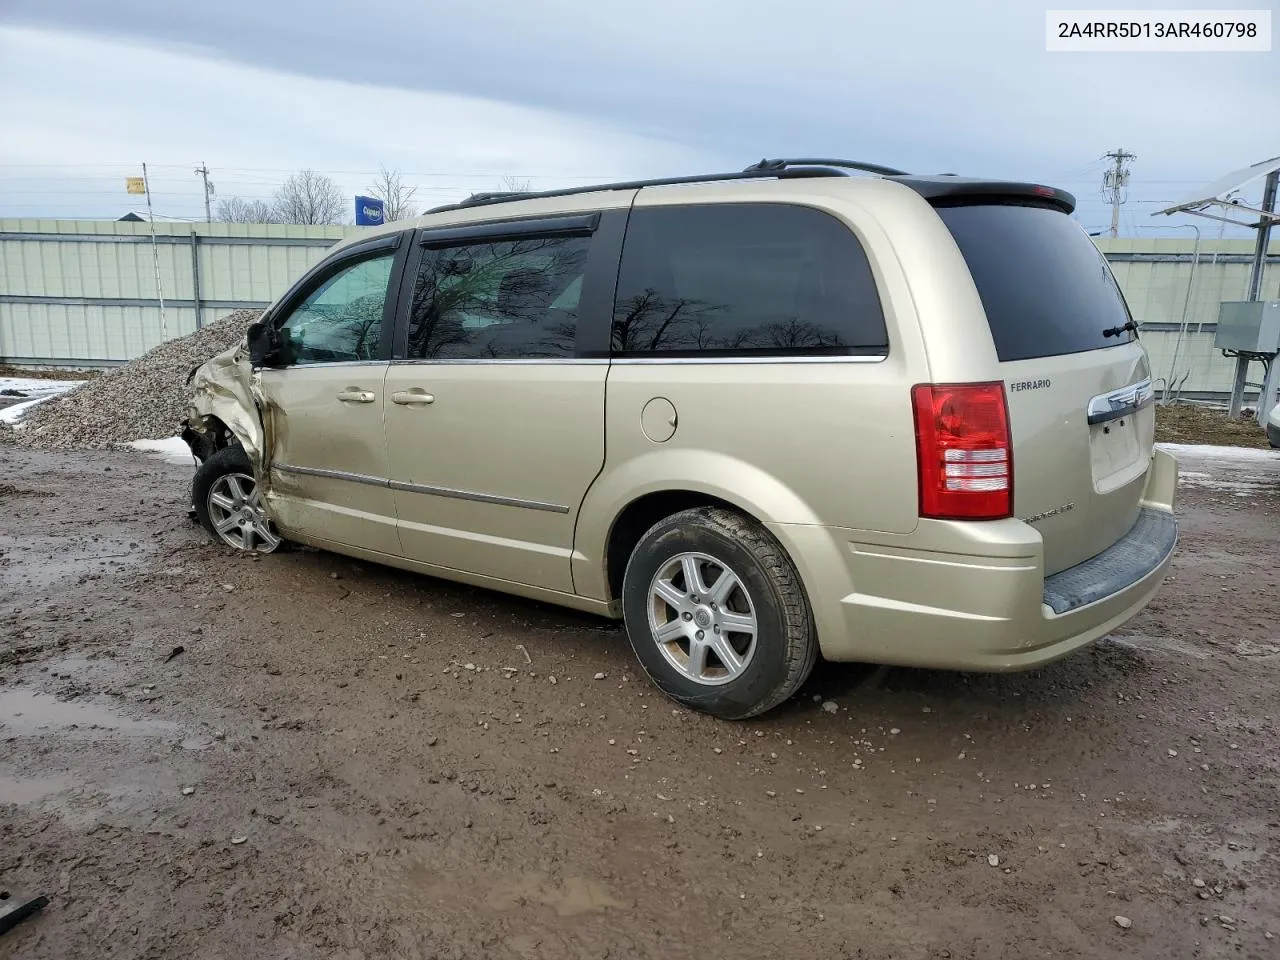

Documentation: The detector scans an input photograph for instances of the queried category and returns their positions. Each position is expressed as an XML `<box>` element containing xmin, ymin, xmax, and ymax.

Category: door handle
<box><xmin>336</xmin><ymin>389</ymin><xmax>376</xmax><ymax>403</ymax></box>
<box><xmin>392</xmin><ymin>390</ymin><xmax>435</xmax><ymax>406</ymax></box>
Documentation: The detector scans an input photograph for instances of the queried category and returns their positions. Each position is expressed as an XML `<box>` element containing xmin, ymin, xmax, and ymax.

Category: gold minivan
<box><xmin>182</xmin><ymin>158</ymin><xmax>1179</xmax><ymax>719</ymax></box>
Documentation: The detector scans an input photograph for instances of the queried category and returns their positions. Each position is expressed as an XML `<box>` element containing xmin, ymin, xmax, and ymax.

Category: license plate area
<box><xmin>1090</xmin><ymin>415</ymin><xmax>1144</xmax><ymax>492</ymax></box>
<box><xmin>1087</xmin><ymin>378</ymin><xmax>1154</xmax><ymax>494</ymax></box>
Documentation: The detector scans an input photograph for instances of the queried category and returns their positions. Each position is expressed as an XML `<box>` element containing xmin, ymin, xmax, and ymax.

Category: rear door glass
<box><xmin>611</xmin><ymin>203</ymin><xmax>888</xmax><ymax>357</ymax></box>
<box><xmin>405</xmin><ymin>235</ymin><xmax>589</xmax><ymax>360</ymax></box>
<box><xmin>935</xmin><ymin>204</ymin><xmax>1135</xmax><ymax>362</ymax></box>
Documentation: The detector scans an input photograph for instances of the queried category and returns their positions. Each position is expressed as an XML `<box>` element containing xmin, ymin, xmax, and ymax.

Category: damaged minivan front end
<box><xmin>181</xmin><ymin>324</ymin><xmax>274</xmax><ymax>496</ymax></box>
<box><xmin>180</xmin><ymin>318</ymin><xmax>287</xmax><ymax>553</ymax></box>
<box><xmin>177</xmin><ymin>313</ymin><xmax>280</xmax><ymax>535</ymax></box>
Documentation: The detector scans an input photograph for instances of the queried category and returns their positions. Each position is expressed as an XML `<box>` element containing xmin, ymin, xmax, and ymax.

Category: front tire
<box><xmin>192</xmin><ymin>445</ymin><xmax>282</xmax><ymax>553</ymax></box>
<box><xmin>621</xmin><ymin>506</ymin><xmax>817</xmax><ymax>720</ymax></box>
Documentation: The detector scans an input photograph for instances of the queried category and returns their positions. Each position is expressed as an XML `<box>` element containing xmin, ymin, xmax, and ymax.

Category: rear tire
<box><xmin>192</xmin><ymin>445</ymin><xmax>283</xmax><ymax>554</ymax></box>
<box><xmin>620</xmin><ymin>506</ymin><xmax>817</xmax><ymax>720</ymax></box>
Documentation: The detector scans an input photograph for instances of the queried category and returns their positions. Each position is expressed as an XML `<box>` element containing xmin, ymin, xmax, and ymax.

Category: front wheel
<box><xmin>192</xmin><ymin>445</ymin><xmax>282</xmax><ymax>553</ymax></box>
<box><xmin>620</xmin><ymin>506</ymin><xmax>817</xmax><ymax>720</ymax></box>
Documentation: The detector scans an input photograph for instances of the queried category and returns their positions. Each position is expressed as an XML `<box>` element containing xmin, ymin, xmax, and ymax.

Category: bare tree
<box><xmin>500</xmin><ymin>175</ymin><xmax>532</xmax><ymax>193</ymax></box>
<box><xmin>368</xmin><ymin>164</ymin><xmax>419</xmax><ymax>221</ymax></box>
<box><xmin>272</xmin><ymin>169</ymin><xmax>346</xmax><ymax>225</ymax></box>
<box><xmin>611</xmin><ymin>290</ymin><xmax>718</xmax><ymax>353</ymax></box>
<box><xmin>214</xmin><ymin>196</ymin><xmax>278</xmax><ymax>224</ymax></box>
<box><xmin>761</xmin><ymin>317</ymin><xmax>841</xmax><ymax>349</ymax></box>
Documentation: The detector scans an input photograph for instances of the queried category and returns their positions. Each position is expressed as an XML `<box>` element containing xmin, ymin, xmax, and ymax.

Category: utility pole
<box><xmin>140</xmin><ymin>162</ymin><xmax>168</xmax><ymax>342</ymax></box>
<box><xmin>1102</xmin><ymin>148</ymin><xmax>1137</xmax><ymax>238</ymax></box>
<box><xmin>194</xmin><ymin>162</ymin><xmax>214</xmax><ymax>223</ymax></box>
<box><xmin>1227</xmin><ymin>168</ymin><xmax>1279</xmax><ymax>420</ymax></box>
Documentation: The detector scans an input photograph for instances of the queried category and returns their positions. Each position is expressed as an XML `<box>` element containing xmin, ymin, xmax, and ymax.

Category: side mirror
<box><xmin>248</xmin><ymin>319</ymin><xmax>295</xmax><ymax>367</ymax></box>
<box><xmin>247</xmin><ymin>319</ymin><xmax>273</xmax><ymax>366</ymax></box>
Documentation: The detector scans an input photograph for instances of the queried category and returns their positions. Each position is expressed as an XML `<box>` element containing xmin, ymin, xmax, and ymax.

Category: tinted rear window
<box><xmin>612</xmin><ymin>203</ymin><xmax>888</xmax><ymax>357</ymax></box>
<box><xmin>936</xmin><ymin>204</ymin><xmax>1135</xmax><ymax>362</ymax></box>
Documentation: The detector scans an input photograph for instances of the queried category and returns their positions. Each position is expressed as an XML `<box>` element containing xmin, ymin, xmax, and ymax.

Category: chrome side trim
<box><xmin>610</xmin><ymin>354</ymin><xmax>887</xmax><ymax>365</ymax></box>
<box><xmin>389</xmin><ymin>357</ymin><xmax>607</xmax><ymax>366</ymax></box>
<box><xmin>271</xmin><ymin>463</ymin><xmax>570</xmax><ymax>514</ymax></box>
<box><xmin>388</xmin><ymin>479</ymin><xmax>570</xmax><ymax>514</ymax></box>
<box><xmin>267</xmin><ymin>360</ymin><xmax>391</xmax><ymax>370</ymax></box>
<box><xmin>1087</xmin><ymin>378</ymin><xmax>1154</xmax><ymax>425</ymax></box>
<box><xmin>388</xmin><ymin>354</ymin><xmax>887</xmax><ymax>366</ymax></box>
<box><xmin>272</xmin><ymin>463</ymin><xmax>388</xmax><ymax>487</ymax></box>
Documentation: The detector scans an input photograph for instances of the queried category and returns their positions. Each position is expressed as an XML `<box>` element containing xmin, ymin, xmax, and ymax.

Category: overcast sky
<box><xmin>0</xmin><ymin>0</ymin><xmax>1275</xmax><ymax>234</ymax></box>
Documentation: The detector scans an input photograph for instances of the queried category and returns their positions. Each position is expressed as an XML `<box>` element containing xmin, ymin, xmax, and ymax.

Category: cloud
<box><xmin>6</xmin><ymin>0</ymin><xmax>1274</xmax><ymax>170</ymax></box>
<box><xmin>0</xmin><ymin>0</ymin><xmax>1275</xmax><ymax>231</ymax></box>
<box><xmin>0</xmin><ymin>24</ymin><xmax>721</xmax><ymax>219</ymax></box>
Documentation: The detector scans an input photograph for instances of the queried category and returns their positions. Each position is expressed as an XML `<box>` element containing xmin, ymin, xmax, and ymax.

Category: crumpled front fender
<box><xmin>184</xmin><ymin>341</ymin><xmax>272</xmax><ymax>490</ymax></box>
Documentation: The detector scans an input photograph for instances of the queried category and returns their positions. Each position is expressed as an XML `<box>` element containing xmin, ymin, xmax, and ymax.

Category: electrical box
<box><xmin>1214</xmin><ymin>300</ymin><xmax>1280</xmax><ymax>354</ymax></box>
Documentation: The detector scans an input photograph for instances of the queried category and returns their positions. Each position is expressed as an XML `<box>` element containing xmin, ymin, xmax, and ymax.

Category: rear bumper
<box><xmin>1042</xmin><ymin>508</ymin><xmax>1176</xmax><ymax>615</ymax></box>
<box><xmin>769</xmin><ymin>448</ymin><xmax>1179</xmax><ymax>671</ymax></box>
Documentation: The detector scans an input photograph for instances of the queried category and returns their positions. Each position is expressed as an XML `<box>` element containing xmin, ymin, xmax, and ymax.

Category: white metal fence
<box><xmin>1</xmin><ymin>218</ymin><xmax>1277</xmax><ymax>399</ymax></box>
<box><xmin>0</xmin><ymin>219</ymin><xmax>354</xmax><ymax>366</ymax></box>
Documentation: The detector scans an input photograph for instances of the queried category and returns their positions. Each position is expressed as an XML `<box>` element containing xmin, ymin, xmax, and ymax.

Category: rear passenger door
<box><xmin>384</xmin><ymin>208</ymin><xmax>628</xmax><ymax>593</ymax></box>
<box><xmin>599</xmin><ymin>198</ymin><xmax>907</xmax><ymax>534</ymax></box>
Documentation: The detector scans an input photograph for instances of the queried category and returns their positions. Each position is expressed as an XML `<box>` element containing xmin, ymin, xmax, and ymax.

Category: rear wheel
<box><xmin>621</xmin><ymin>506</ymin><xmax>817</xmax><ymax>719</ymax></box>
<box><xmin>192</xmin><ymin>445</ymin><xmax>282</xmax><ymax>553</ymax></box>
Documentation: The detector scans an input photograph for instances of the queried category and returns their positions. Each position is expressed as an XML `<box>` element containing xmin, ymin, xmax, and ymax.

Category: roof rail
<box><xmin>424</xmin><ymin>161</ymin><xmax>882</xmax><ymax>215</ymax></box>
<box><xmin>423</xmin><ymin>160</ymin><xmax>1079</xmax><ymax>217</ymax></box>
<box><xmin>743</xmin><ymin>158</ymin><xmax>911</xmax><ymax>177</ymax></box>
<box><xmin>459</xmin><ymin>190</ymin><xmax>531</xmax><ymax>204</ymax></box>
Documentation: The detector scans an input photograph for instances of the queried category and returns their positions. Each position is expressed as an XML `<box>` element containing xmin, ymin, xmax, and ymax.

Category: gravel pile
<box><xmin>2</xmin><ymin>309</ymin><xmax>260</xmax><ymax>449</ymax></box>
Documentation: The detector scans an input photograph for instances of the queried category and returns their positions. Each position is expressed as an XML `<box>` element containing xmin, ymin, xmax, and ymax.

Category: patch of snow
<box><xmin>0</xmin><ymin>394</ymin><xmax>57</xmax><ymax>425</ymax></box>
<box><xmin>1178</xmin><ymin>475</ymin><xmax>1271</xmax><ymax>494</ymax></box>
<box><xmin>128</xmin><ymin>437</ymin><xmax>196</xmax><ymax>466</ymax></box>
<box><xmin>0</xmin><ymin>376</ymin><xmax>81</xmax><ymax>397</ymax></box>
<box><xmin>0</xmin><ymin>378</ymin><xmax>78</xmax><ymax>425</ymax></box>
<box><xmin>1159</xmin><ymin>443</ymin><xmax>1279</xmax><ymax>495</ymax></box>
<box><xmin>1158</xmin><ymin>443</ymin><xmax>1279</xmax><ymax>461</ymax></box>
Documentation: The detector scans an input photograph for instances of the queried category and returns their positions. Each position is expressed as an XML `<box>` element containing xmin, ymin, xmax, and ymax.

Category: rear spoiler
<box><xmin>887</xmin><ymin>176</ymin><xmax>1076</xmax><ymax>215</ymax></box>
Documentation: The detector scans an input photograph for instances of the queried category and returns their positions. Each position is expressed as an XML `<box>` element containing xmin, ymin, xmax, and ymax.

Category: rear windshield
<box><xmin>936</xmin><ymin>203</ymin><xmax>1135</xmax><ymax>362</ymax></box>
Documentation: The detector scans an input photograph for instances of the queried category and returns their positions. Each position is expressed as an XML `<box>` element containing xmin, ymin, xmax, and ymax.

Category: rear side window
<box><xmin>611</xmin><ymin>203</ymin><xmax>887</xmax><ymax>357</ymax></box>
<box><xmin>936</xmin><ymin>204</ymin><xmax>1135</xmax><ymax>363</ymax></box>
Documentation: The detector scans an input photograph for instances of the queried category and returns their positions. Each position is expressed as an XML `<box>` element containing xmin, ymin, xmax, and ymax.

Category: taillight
<box><xmin>911</xmin><ymin>382</ymin><xmax>1013</xmax><ymax>520</ymax></box>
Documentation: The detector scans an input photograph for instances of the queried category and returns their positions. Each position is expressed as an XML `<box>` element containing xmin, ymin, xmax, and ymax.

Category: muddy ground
<box><xmin>1</xmin><ymin>444</ymin><xmax>1278</xmax><ymax>960</ymax></box>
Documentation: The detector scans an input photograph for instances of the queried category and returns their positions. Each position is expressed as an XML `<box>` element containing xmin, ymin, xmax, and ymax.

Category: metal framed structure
<box><xmin>1155</xmin><ymin>156</ymin><xmax>1280</xmax><ymax>424</ymax></box>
